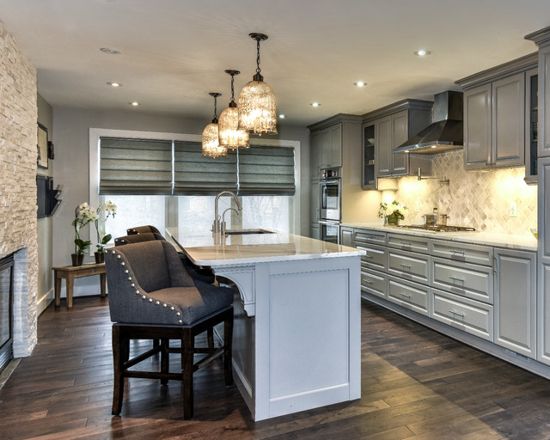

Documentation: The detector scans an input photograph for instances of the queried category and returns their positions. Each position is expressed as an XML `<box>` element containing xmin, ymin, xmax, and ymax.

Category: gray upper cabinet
<box><xmin>464</xmin><ymin>85</ymin><xmax>492</xmax><ymax>168</ymax></box>
<box><xmin>311</xmin><ymin>124</ymin><xmax>342</xmax><ymax>170</ymax></box>
<box><xmin>376</xmin><ymin>117</ymin><xmax>393</xmax><ymax>176</ymax></box>
<box><xmin>391</xmin><ymin>111</ymin><xmax>409</xmax><ymax>175</ymax></box>
<box><xmin>457</xmin><ymin>53</ymin><xmax>538</xmax><ymax>171</ymax></box>
<box><xmin>539</xmin><ymin>45</ymin><xmax>550</xmax><ymax>157</ymax></box>
<box><xmin>363</xmin><ymin>100</ymin><xmax>433</xmax><ymax>179</ymax></box>
<box><xmin>492</xmin><ymin>73</ymin><xmax>525</xmax><ymax>166</ymax></box>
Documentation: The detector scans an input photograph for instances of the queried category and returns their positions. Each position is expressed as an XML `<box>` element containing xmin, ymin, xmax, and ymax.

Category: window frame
<box><xmin>89</xmin><ymin>128</ymin><xmax>301</xmax><ymax>252</ymax></box>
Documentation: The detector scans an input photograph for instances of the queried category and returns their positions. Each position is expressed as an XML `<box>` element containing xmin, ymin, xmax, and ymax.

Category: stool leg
<box><xmin>153</xmin><ymin>339</ymin><xmax>160</xmax><ymax>351</ymax></box>
<box><xmin>207</xmin><ymin>328</ymin><xmax>214</xmax><ymax>349</ymax></box>
<box><xmin>224</xmin><ymin>312</ymin><xmax>234</xmax><ymax>386</ymax></box>
<box><xmin>182</xmin><ymin>330</ymin><xmax>194</xmax><ymax>419</ymax></box>
<box><xmin>112</xmin><ymin>326</ymin><xmax>125</xmax><ymax>415</ymax></box>
<box><xmin>160</xmin><ymin>338</ymin><xmax>169</xmax><ymax>385</ymax></box>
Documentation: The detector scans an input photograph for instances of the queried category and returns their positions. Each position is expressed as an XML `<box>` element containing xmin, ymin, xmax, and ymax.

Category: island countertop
<box><xmin>166</xmin><ymin>228</ymin><xmax>364</xmax><ymax>266</ymax></box>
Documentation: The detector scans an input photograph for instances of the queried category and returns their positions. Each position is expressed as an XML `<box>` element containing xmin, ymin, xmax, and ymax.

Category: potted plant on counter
<box><xmin>93</xmin><ymin>200</ymin><xmax>117</xmax><ymax>263</ymax></box>
<box><xmin>379</xmin><ymin>200</ymin><xmax>407</xmax><ymax>226</ymax></box>
<box><xmin>71</xmin><ymin>203</ymin><xmax>96</xmax><ymax>266</ymax></box>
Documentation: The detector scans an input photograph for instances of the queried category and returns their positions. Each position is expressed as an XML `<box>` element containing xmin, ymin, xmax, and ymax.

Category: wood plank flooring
<box><xmin>2</xmin><ymin>297</ymin><xmax>550</xmax><ymax>439</ymax></box>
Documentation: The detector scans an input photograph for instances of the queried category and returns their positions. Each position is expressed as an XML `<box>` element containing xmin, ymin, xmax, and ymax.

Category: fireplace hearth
<box><xmin>0</xmin><ymin>254</ymin><xmax>14</xmax><ymax>372</ymax></box>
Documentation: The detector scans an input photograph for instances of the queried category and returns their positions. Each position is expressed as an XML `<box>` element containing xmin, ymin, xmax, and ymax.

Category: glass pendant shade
<box><xmin>218</xmin><ymin>104</ymin><xmax>249</xmax><ymax>149</ymax></box>
<box><xmin>238</xmin><ymin>32</ymin><xmax>278</xmax><ymax>135</ymax></box>
<box><xmin>202</xmin><ymin>121</ymin><xmax>227</xmax><ymax>158</ymax></box>
<box><xmin>201</xmin><ymin>91</ymin><xmax>227</xmax><ymax>158</ymax></box>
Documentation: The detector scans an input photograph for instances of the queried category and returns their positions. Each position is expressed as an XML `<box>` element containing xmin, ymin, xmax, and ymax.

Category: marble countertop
<box><xmin>166</xmin><ymin>228</ymin><xmax>364</xmax><ymax>266</ymax></box>
<box><xmin>342</xmin><ymin>222</ymin><xmax>538</xmax><ymax>251</ymax></box>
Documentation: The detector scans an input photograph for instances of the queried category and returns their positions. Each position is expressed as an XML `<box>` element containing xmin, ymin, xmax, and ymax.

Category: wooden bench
<box><xmin>53</xmin><ymin>263</ymin><xmax>107</xmax><ymax>309</ymax></box>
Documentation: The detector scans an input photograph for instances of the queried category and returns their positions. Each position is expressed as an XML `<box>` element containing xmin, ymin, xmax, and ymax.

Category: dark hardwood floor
<box><xmin>2</xmin><ymin>297</ymin><xmax>550</xmax><ymax>439</ymax></box>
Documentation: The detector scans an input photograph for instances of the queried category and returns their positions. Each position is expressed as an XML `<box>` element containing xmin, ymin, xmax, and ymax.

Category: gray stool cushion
<box><xmin>105</xmin><ymin>240</ymin><xmax>234</xmax><ymax>326</ymax></box>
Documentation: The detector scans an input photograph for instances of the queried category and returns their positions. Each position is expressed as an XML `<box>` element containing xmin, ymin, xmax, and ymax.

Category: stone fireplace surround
<box><xmin>0</xmin><ymin>21</ymin><xmax>39</xmax><ymax>358</ymax></box>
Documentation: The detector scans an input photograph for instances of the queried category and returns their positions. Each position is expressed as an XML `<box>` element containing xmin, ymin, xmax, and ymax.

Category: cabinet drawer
<box><xmin>388</xmin><ymin>277</ymin><xmax>429</xmax><ymax>315</ymax></box>
<box><xmin>432</xmin><ymin>289</ymin><xmax>493</xmax><ymax>341</ymax></box>
<box><xmin>357</xmin><ymin>244</ymin><xmax>387</xmax><ymax>271</ymax></box>
<box><xmin>387</xmin><ymin>233</ymin><xmax>430</xmax><ymax>254</ymax></box>
<box><xmin>388</xmin><ymin>249</ymin><xmax>430</xmax><ymax>284</ymax></box>
<box><xmin>361</xmin><ymin>269</ymin><xmax>387</xmax><ymax>299</ymax></box>
<box><xmin>354</xmin><ymin>229</ymin><xmax>387</xmax><ymax>246</ymax></box>
<box><xmin>432</xmin><ymin>257</ymin><xmax>493</xmax><ymax>304</ymax></box>
<box><xmin>431</xmin><ymin>240</ymin><xmax>493</xmax><ymax>266</ymax></box>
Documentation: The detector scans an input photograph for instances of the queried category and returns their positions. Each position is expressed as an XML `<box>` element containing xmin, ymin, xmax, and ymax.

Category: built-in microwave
<box><xmin>319</xmin><ymin>167</ymin><xmax>341</xmax><ymax>222</ymax></box>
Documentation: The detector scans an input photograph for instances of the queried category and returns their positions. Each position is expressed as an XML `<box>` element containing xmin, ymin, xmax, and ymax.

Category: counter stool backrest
<box><xmin>127</xmin><ymin>225</ymin><xmax>161</xmax><ymax>235</ymax></box>
<box><xmin>114</xmin><ymin>232</ymin><xmax>164</xmax><ymax>246</ymax></box>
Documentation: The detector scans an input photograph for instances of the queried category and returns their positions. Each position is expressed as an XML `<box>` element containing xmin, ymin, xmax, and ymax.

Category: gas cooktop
<box><xmin>397</xmin><ymin>225</ymin><xmax>476</xmax><ymax>233</ymax></box>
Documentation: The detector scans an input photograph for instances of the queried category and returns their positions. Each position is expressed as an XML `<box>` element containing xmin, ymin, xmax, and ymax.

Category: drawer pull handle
<box><xmin>399</xmin><ymin>293</ymin><xmax>412</xmax><ymax>299</ymax></box>
<box><xmin>449</xmin><ymin>309</ymin><xmax>465</xmax><ymax>319</ymax></box>
<box><xmin>364</xmin><ymin>254</ymin><xmax>373</xmax><ymax>259</ymax></box>
<box><xmin>400</xmin><ymin>263</ymin><xmax>412</xmax><ymax>272</ymax></box>
<box><xmin>451</xmin><ymin>250</ymin><xmax>465</xmax><ymax>258</ymax></box>
<box><xmin>449</xmin><ymin>276</ymin><xmax>465</xmax><ymax>285</ymax></box>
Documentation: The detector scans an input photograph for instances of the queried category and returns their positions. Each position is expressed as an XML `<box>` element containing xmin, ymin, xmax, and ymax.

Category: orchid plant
<box><xmin>72</xmin><ymin>203</ymin><xmax>96</xmax><ymax>256</ymax></box>
<box><xmin>94</xmin><ymin>200</ymin><xmax>117</xmax><ymax>254</ymax></box>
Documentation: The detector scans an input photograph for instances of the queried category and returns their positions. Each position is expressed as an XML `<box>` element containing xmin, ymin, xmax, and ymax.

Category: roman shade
<box><xmin>173</xmin><ymin>141</ymin><xmax>237</xmax><ymax>195</ymax></box>
<box><xmin>237</xmin><ymin>145</ymin><xmax>296</xmax><ymax>195</ymax></box>
<box><xmin>99</xmin><ymin>137</ymin><xmax>172</xmax><ymax>195</ymax></box>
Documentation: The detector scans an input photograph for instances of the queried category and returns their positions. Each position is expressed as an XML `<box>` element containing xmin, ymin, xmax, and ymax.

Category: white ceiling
<box><xmin>0</xmin><ymin>0</ymin><xmax>549</xmax><ymax>125</ymax></box>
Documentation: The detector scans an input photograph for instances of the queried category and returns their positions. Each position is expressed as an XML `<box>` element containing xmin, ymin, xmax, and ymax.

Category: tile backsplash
<box><xmin>382</xmin><ymin>150</ymin><xmax>537</xmax><ymax>237</ymax></box>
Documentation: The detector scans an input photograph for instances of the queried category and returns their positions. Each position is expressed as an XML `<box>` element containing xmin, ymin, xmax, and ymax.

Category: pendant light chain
<box><xmin>230</xmin><ymin>73</ymin><xmax>235</xmax><ymax>101</ymax></box>
<box><xmin>256</xmin><ymin>38</ymin><xmax>262</xmax><ymax>75</ymax></box>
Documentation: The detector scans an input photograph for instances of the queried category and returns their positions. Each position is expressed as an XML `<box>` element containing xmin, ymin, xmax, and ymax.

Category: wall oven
<box><xmin>319</xmin><ymin>220</ymin><xmax>340</xmax><ymax>244</ymax></box>
<box><xmin>319</xmin><ymin>167</ymin><xmax>341</xmax><ymax>222</ymax></box>
<box><xmin>319</xmin><ymin>167</ymin><xmax>341</xmax><ymax>244</ymax></box>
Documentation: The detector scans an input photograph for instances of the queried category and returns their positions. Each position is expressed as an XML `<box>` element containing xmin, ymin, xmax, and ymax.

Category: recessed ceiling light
<box><xmin>431</xmin><ymin>145</ymin><xmax>437</xmax><ymax>149</ymax></box>
<box><xmin>107</xmin><ymin>81</ymin><xmax>122</xmax><ymax>87</ymax></box>
<box><xmin>311</xmin><ymin>102</ymin><xmax>321</xmax><ymax>108</ymax></box>
<box><xmin>279</xmin><ymin>114</ymin><xmax>286</xmax><ymax>119</ymax></box>
<box><xmin>129</xmin><ymin>101</ymin><xmax>139</xmax><ymax>107</ymax></box>
<box><xmin>354</xmin><ymin>80</ymin><xmax>367</xmax><ymax>88</ymax></box>
<box><xmin>100</xmin><ymin>47</ymin><xmax>121</xmax><ymax>55</ymax></box>
<box><xmin>414</xmin><ymin>49</ymin><xmax>431</xmax><ymax>57</ymax></box>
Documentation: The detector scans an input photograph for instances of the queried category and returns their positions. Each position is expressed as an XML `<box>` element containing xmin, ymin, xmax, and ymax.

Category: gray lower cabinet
<box><xmin>495</xmin><ymin>248</ymin><xmax>536</xmax><ymax>358</ymax></box>
<box><xmin>340</xmin><ymin>227</ymin><xmax>354</xmax><ymax>247</ymax></box>
<box><xmin>431</xmin><ymin>288</ymin><xmax>493</xmax><ymax>341</ymax></box>
<box><xmin>539</xmin><ymin>157</ymin><xmax>550</xmax><ymax>365</ymax></box>
<box><xmin>539</xmin><ymin>264</ymin><xmax>550</xmax><ymax>365</ymax></box>
<box><xmin>387</xmin><ymin>276</ymin><xmax>429</xmax><ymax>316</ymax></box>
<box><xmin>311</xmin><ymin>223</ymin><xmax>320</xmax><ymax>240</ymax></box>
<box><xmin>349</xmin><ymin>227</ymin><xmax>538</xmax><ymax>367</ymax></box>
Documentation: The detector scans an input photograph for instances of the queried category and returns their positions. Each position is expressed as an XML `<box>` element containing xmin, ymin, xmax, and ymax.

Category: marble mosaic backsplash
<box><xmin>381</xmin><ymin>150</ymin><xmax>537</xmax><ymax>237</ymax></box>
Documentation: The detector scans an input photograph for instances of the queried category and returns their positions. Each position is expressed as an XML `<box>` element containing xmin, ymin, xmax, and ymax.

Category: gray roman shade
<box><xmin>99</xmin><ymin>137</ymin><xmax>172</xmax><ymax>195</ymax></box>
<box><xmin>173</xmin><ymin>141</ymin><xmax>237</xmax><ymax>195</ymax></box>
<box><xmin>237</xmin><ymin>145</ymin><xmax>296</xmax><ymax>195</ymax></box>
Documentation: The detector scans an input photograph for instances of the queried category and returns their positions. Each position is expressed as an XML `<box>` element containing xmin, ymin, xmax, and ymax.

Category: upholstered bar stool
<box><xmin>126</xmin><ymin>225</ymin><xmax>161</xmax><ymax>235</ymax></box>
<box><xmin>105</xmin><ymin>240</ymin><xmax>234</xmax><ymax>419</ymax></box>
<box><xmin>114</xmin><ymin>232</ymin><xmax>164</xmax><ymax>246</ymax></box>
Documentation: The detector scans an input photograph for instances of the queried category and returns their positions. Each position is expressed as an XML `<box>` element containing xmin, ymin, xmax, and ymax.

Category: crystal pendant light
<box><xmin>202</xmin><ymin>92</ymin><xmax>227</xmax><ymax>158</ymax></box>
<box><xmin>218</xmin><ymin>70</ymin><xmax>250</xmax><ymax>149</ymax></box>
<box><xmin>238</xmin><ymin>33</ymin><xmax>277</xmax><ymax>135</ymax></box>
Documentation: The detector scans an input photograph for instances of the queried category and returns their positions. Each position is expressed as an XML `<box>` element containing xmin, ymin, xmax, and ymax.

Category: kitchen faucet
<box><xmin>212</xmin><ymin>191</ymin><xmax>242</xmax><ymax>234</ymax></box>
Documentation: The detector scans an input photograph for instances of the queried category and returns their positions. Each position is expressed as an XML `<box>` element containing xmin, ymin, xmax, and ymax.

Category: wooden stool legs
<box><xmin>111</xmin><ymin>308</ymin><xmax>233</xmax><ymax>419</ymax></box>
<box><xmin>182</xmin><ymin>330</ymin><xmax>195</xmax><ymax>420</ymax></box>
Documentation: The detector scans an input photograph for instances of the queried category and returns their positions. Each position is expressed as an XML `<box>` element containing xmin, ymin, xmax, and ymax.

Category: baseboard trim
<box><xmin>37</xmin><ymin>288</ymin><xmax>54</xmax><ymax>316</ymax></box>
<box><xmin>362</xmin><ymin>295</ymin><xmax>550</xmax><ymax>380</ymax></box>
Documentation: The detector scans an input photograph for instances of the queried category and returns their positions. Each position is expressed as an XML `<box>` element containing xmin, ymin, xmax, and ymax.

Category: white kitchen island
<box><xmin>166</xmin><ymin>228</ymin><xmax>364</xmax><ymax>421</ymax></box>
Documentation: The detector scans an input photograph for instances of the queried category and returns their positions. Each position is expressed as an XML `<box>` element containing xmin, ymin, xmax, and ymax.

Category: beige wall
<box><xmin>0</xmin><ymin>21</ymin><xmax>38</xmax><ymax>356</ymax></box>
<box><xmin>52</xmin><ymin>106</ymin><xmax>309</xmax><ymax>295</ymax></box>
<box><xmin>37</xmin><ymin>94</ymin><xmax>53</xmax><ymax>314</ymax></box>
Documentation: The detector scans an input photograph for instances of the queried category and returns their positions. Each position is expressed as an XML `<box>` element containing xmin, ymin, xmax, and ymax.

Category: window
<box><xmin>90</xmin><ymin>129</ymin><xmax>301</xmax><ymax>246</ymax></box>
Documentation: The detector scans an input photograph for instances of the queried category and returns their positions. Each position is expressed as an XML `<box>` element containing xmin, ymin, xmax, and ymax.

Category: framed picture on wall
<box><xmin>37</xmin><ymin>123</ymin><xmax>48</xmax><ymax>169</ymax></box>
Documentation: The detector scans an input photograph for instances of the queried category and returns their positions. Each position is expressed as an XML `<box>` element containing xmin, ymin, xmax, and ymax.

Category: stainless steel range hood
<box><xmin>394</xmin><ymin>90</ymin><xmax>463</xmax><ymax>155</ymax></box>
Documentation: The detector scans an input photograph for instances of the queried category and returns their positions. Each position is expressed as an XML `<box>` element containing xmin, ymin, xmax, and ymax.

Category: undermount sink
<box><xmin>224</xmin><ymin>228</ymin><xmax>275</xmax><ymax>235</ymax></box>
